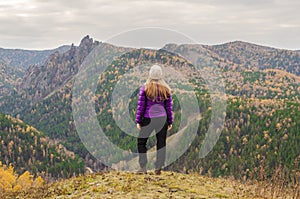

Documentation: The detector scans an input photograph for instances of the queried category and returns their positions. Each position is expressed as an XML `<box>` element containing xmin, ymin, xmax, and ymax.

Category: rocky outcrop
<box><xmin>19</xmin><ymin>35</ymin><xmax>101</xmax><ymax>101</ymax></box>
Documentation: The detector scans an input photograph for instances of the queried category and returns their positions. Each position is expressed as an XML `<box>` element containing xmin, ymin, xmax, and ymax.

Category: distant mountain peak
<box><xmin>0</xmin><ymin>45</ymin><xmax>70</xmax><ymax>71</ymax></box>
<box><xmin>211</xmin><ymin>40</ymin><xmax>275</xmax><ymax>51</ymax></box>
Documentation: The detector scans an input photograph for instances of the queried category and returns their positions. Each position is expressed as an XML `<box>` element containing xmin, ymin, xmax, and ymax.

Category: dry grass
<box><xmin>2</xmin><ymin>170</ymin><xmax>297</xmax><ymax>199</ymax></box>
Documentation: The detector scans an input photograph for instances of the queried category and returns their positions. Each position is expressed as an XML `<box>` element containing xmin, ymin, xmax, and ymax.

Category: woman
<box><xmin>136</xmin><ymin>64</ymin><xmax>173</xmax><ymax>175</ymax></box>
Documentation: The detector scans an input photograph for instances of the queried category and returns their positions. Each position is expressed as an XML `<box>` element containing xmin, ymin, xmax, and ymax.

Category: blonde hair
<box><xmin>145</xmin><ymin>78</ymin><xmax>171</xmax><ymax>102</ymax></box>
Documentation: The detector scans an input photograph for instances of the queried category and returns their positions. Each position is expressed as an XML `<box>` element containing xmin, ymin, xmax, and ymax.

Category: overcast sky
<box><xmin>0</xmin><ymin>0</ymin><xmax>300</xmax><ymax>50</ymax></box>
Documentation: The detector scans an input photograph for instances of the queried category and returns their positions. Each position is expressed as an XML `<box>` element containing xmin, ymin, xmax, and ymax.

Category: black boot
<box><xmin>136</xmin><ymin>165</ymin><xmax>147</xmax><ymax>174</ymax></box>
<box><xmin>154</xmin><ymin>168</ymin><xmax>161</xmax><ymax>175</ymax></box>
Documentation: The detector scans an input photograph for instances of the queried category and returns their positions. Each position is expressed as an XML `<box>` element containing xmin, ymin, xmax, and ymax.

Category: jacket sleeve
<box><xmin>165</xmin><ymin>94</ymin><xmax>173</xmax><ymax>125</ymax></box>
<box><xmin>135</xmin><ymin>85</ymin><xmax>147</xmax><ymax>124</ymax></box>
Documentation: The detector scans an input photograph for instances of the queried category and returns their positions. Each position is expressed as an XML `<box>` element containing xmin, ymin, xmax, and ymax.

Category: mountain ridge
<box><xmin>0</xmin><ymin>45</ymin><xmax>70</xmax><ymax>70</ymax></box>
<box><xmin>201</xmin><ymin>40</ymin><xmax>300</xmax><ymax>75</ymax></box>
<box><xmin>210</xmin><ymin>40</ymin><xmax>277</xmax><ymax>51</ymax></box>
<box><xmin>2</xmin><ymin>39</ymin><xmax>299</xmax><ymax>52</ymax></box>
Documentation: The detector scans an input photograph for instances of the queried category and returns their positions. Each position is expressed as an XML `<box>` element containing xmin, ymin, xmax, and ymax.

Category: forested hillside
<box><xmin>203</xmin><ymin>41</ymin><xmax>300</xmax><ymax>75</ymax></box>
<box><xmin>0</xmin><ymin>114</ymin><xmax>84</xmax><ymax>179</ymax></box>
<box><xmin>0</xmin><ymin>36</ymin><xmax>298</xmax><ymax>190</ymax></box>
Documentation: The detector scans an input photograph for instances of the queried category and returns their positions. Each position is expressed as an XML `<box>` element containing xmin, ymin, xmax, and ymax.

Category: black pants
<box><xmin>137</xmin><ymin>116</ymin><xmax>168</xmax><ymax>169</ymax></box>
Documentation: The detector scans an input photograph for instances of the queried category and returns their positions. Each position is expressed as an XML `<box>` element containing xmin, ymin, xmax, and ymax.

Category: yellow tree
<box><xmin>33</xmin><ymin>176</ymin><xmax>44</xmax><ymax>188</ymax></box>
<box><xmin>16</xmin><ymin>171</ymin><xmax>33</xmax><ymax>190</ymax></box>
<box><xmin>0</xmin><ymin>163</ymin><xmax>16</xmax><ymax>191</ymax></box>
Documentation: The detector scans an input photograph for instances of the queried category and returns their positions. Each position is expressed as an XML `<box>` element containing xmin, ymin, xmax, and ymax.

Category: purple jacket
<box><xmin>136</xmin><ymin>84</ymin><xmax>173</xmax><ymax>124</ymax></box>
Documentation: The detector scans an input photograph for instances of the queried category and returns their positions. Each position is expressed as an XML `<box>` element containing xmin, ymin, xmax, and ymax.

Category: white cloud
<box><xmin>279</xmin><ymin>24</ymin><xmax>300</xmax><ymax>28</ymax></box>
<box><xmin>0</xmin><ymin>0</ymin><xmax>299</xmax><ymax>49</ymax></box>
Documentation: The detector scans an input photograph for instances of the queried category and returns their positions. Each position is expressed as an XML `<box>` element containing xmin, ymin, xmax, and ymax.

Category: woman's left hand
<box><xmin>167</xmin><ymin>124</ymin><xmax>172</xmax><ymax>131</ymax></box>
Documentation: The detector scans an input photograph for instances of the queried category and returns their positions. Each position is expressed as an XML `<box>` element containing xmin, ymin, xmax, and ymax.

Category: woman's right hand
<box><xmin>137</xmin><ymin>123</ymin><xmax>141</xmax><ymax>130</ymax></box>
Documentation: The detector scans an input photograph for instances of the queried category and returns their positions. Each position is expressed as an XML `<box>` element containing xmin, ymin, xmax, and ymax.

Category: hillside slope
<box><xmin>202</xmin><ymin>41</ymin><xmax>300</xmax><ymax>75</ymax></box>
<box><xmin>0</xmin><ymin>62</ymin><xmax>24</xmax><ymax>97</ymax></box>
<box><xmin>0</xmin><ymin>114</ymin><xmax>84</xmax><ymax>178</ymax></box>
<box><xmin>3</xmin><ymin>170</ymin><xmax>296</xmax><ymax>199</ymax></box>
